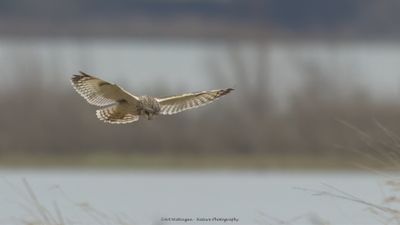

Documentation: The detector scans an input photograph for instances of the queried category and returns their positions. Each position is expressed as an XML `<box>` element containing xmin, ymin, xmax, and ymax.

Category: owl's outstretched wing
<box><xmin>156</xmin><ymin>88</ymin><xmax>233</xmax><ymax>115</ymax></box>
<box><xmin>71</xmin><ymin>71</ymin><xmax>139</xmax><ymax>106</ymax></box>
<box><xmin>96</xmin><ymin>102</ymin><xmax>139</xmax><ymax>124</ymax></box>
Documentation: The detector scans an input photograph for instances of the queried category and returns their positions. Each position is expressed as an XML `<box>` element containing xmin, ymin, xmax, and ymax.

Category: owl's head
<box><xmin>138</xmin><ymin>96</ymin><xmax>161</xmax><ymax>120</ymax></box>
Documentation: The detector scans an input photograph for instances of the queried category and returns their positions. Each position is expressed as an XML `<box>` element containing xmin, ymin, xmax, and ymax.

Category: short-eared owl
<box><xmin>71</xmin><ymin>72</ymin><xmax>234</xmax><ymax>124</ymax></box>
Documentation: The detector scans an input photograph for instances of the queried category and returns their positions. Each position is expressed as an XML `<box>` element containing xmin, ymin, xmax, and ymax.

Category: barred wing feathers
<box><xmin>156</xmin><ymin>88</ymin><xmax>234</xmax><ymax>115</ymax></box>
<box><xmin>71</xmin><ymin>71</ymin><xmax>141</xmax><ymax>124</ymax></box>
<box><xmin>96</xmin><ymin>103</ymin><xmax>139</xmax><ymax>124</ymax></box>
<box><xmin>71</xmin><ymin>71</ymin><xmax>139</xmax><ymax>107</ymax></box>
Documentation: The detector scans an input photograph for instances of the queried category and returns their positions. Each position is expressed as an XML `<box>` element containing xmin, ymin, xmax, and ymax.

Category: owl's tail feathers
<box><xmin>96</xmin><ymin>105</ymin><xmax>139</xmax><ymax>124</ymax></box>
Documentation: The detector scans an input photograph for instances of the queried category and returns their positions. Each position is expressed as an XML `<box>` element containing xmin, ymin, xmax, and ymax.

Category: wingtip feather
<box><xmin>79</xmin><ymin>71</ymin><xmax>90</xmax><ymax>76</ymax></box>
<box><xmin>71</xmin><ymin>71</ymin><xmax>94</xmax><ymax>83</ymax></box>
<box><xmin>218</xmin><ymin>88</ymin><xmax>234</xmax><ymax>96</ymax></box>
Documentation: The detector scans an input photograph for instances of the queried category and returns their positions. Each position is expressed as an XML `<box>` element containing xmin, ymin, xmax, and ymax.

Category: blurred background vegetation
<box><xmin>1</xmin><ymin>0</ymin><xmax>400</xmax><ymax>168</ymax></box>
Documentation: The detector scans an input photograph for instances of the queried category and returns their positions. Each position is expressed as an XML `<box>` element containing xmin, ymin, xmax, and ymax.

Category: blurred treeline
<box><xmin>1</xmin><ymin>42</ymin><xmax>400</xmax><ymax>158</ymax></box>
<box><xmin>1</xmin><ymin>0</ymin><xmax>400</xmax><ymax>38</ymax></box>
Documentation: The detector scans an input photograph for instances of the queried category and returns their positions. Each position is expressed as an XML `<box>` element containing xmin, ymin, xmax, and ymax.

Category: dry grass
<box><xmin>7</xmin><ymin>179</ymin><xmax>134</xmax><ymax>225</ymax></box>
<box><xmin>297</xmin><ymin>182</ymin><xmax>400</xmax><ymax>225</ymax></box>
<box><xmin>293</xmin><ymin>122</ymin><xmax>400</xmax><ymax>225</ymax></box>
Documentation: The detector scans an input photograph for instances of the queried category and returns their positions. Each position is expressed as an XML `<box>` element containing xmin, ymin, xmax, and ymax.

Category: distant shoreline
<box><xmin>0</xmin><ymin>153</ymin><xmax>395</xmax><ymax>171</ymax></box>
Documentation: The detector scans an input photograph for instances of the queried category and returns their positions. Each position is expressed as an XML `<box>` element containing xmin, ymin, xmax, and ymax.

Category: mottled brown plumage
<box><xmin>71</xmin><ymin>71</ymin><xmax>233</xmax><ymax>124</ymax></box>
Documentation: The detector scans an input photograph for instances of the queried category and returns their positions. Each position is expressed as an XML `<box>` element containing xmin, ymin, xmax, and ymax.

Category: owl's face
<box><xmin>143</xmin><ymin>107</ymin><xmax>159</xmax><ymax>120</ymax></box>
<box><xmin>138</xmin><ymin>96</ymin><xmax>161</xmax><ymax>120</ymax></box>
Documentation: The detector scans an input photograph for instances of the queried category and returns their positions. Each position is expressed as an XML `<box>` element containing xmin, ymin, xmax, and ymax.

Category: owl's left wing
<box><xmin>71</xmin><ymin>71</ymin><xmax>139</xmax><ymax>107</ymax></box>
<box><xmin>156</xmin><ymin>88</ymin><xmax>233</xmax><ymax>115</ymax></box>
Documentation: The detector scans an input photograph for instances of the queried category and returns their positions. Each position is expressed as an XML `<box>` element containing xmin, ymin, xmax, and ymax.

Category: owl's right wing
<box><xmin>156</xmin><ymin>88</ymin><xmax>234</xmax><ymax>115</ymax></box>
<box><xmin>71</xmin><ymin>71</ymin><xmax>140</xmax><ymax>107</ymax></box>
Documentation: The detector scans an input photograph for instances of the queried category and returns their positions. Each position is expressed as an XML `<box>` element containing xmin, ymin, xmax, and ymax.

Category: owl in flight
<box><xmin>71</xmin><ymin>72</ymin><xmax>234</xmax><ymax>124</ymax></box>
